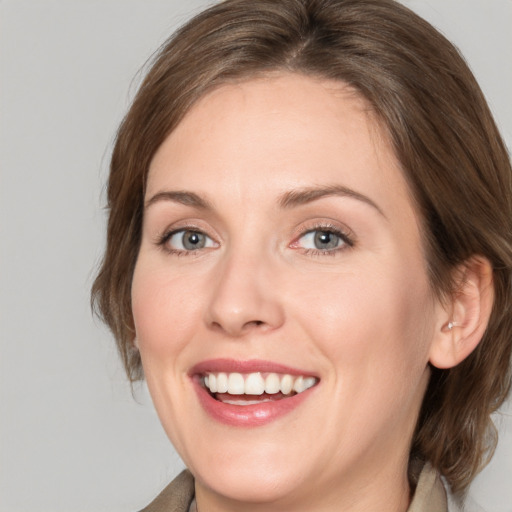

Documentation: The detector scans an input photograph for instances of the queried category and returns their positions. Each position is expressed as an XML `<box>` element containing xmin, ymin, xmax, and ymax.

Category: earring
<box><xmin>446</xmin><ymin>321</ymin><xmax>461</xmax><ymax>330</ymax></box>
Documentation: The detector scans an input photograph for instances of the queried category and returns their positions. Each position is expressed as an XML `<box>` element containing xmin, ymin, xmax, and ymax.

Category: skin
<box><xmin>131</xmin><ymin>73</ymin><xmax>451</xmax><ymax>512</ymax></box>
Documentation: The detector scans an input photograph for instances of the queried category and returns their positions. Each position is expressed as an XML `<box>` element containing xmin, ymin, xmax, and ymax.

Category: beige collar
<box><xmin>408</xmin><ymin>462</ymin><xmax>448</xmax><ymax>512</ymax></box>
<box><xmin>141</xmin><ymin>462</ymin><xmax>447</xmax><ymax>512</ymax></box>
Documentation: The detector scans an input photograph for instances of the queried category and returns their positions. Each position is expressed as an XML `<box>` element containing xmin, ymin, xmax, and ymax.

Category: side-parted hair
<box><xmin>92</xmin><ymin>0</ymin><xmax>512</xmax><ymax>493</ymax></box>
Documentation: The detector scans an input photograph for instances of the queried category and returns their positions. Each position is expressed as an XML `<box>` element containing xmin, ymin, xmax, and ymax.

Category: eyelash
<box><xmin>155</xmin><ymin>223</ymin><xmax>355</xmax><ymax>257</ymax></box>
<box><xmin>292</xmin><ymin>223</ymin><xmax>355</xmax><ymax>257</ymax></box>
<box><xmin>156</xmin><ymin>226</ymin><xmax>216</xmax><ymax>256</ymax></box>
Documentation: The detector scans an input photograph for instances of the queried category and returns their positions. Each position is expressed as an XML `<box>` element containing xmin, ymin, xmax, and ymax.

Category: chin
<box><xmin>194</xmin><ymin>459</ymin><xmax>304</xmax><ymax>505</ymax></box>
<box><xmin>176</xmin><ymin>425</ymin><xmax>318</xmax><ymax>504</ymax></box>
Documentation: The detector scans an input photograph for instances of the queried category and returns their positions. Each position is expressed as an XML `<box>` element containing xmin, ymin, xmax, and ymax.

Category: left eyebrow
<box><xmin>278</xmin><ymin>184</ymin><xmax>386</xmax><ymax>218</ymax></box>
<box><xmin>144</xmin><ymin>190</ymin><xmax>213</xmax><ymax>211</ymax></box>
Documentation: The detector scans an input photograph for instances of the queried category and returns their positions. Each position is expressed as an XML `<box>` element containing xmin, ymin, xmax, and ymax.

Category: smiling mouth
<box><xmin>201</xmin><ymin>372</ymin><xmax>319</xmax><ymax>405</ymax></box>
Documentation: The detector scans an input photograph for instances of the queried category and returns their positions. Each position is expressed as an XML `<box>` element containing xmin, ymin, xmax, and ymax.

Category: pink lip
<box><xmin>190</xmin><ymin>359</ymin><xmax>319</xmax><ymax>427</ymax></box>
<box><xmin>190</xmin><ymin>358</ymin><xmax>317</xmax><ymax>377</ymax></box>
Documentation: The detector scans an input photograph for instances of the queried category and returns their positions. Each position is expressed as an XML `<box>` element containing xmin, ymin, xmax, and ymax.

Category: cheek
<box><xmin>287</xmin><ymin>256</ymin><xmax>434</xmax><ymax>377</ymax></box>
<box><xmin>131</xmin><ymin>261</ymin><xmax>204</xmax><ymax>357</ymax></box>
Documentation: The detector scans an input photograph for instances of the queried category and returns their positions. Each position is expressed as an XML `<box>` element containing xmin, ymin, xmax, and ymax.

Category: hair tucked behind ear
<box><xmin>92</xmin><ymin>0</ymin><xmax>512</xmax><ymax>492</ymax></box>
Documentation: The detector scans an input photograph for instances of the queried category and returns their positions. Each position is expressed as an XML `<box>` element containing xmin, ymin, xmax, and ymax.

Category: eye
<box><xmin>164</xmin><ymin>230</ymin><xmax>216</xmax><ymax>252</ymax></box>
<box><xmin>295</xmin><ymin>228</ymin><xmax>352</xmax><ymax>253</ymax></box>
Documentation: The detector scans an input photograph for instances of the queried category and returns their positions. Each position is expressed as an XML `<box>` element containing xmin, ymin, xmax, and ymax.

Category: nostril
<box><xmin>209</xmin><ymin>318</ymin><xmax>267</xmax><ymax>336</ymax></box>
<box><xmin>245</xmin><ymin>320</ymin><xmax>264</xmax><ymax>328</ymax></box>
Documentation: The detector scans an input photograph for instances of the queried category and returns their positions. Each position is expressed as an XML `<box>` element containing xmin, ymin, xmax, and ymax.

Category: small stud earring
<box><xmin>446</xmin><ymin>321</ymin><xmax>461</xmax><ymax>330</ymax></box>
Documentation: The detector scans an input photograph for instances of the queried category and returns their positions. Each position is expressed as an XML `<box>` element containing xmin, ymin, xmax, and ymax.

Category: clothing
<box><xmin>140</xmin><ymin>470</ymin><xmax>194</xmax><ymax>512</ymax></box>
<box><xmin>140</xmin><ymin>462</ymin><xmax>454</xmax><ymax>512</ymax></box>
<box><xmin>408</xmin><ymin>462</ymin><xmax>448</xmax><ymax>512</ymax></box>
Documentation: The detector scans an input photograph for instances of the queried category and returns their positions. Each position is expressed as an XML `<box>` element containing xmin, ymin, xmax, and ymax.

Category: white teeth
<box><xmin>227</xmin><ymin>373</ymin><xmax>245</xmax><ymax>394</ymax></box>
<box><xmin>265</xmin><ymin>373</ymin><xmax>281</xmax><ymax>394</ymax></box>
<box><xmin>303</xmin><ymin>377</ymin><xmax>316</xmax><ymax>390</ymax></box>
<box><xmin>293</xmin><ymin>376</ymin><xmax>305</xmax><ymax>393</ymax></box>
<box><xmin>245</xmin><ymin>373</ymin><xmax>265</xmax><ymax>395</ymax></box>
<box><xmin>292</xmin><ymin>376</ymin><xmax>317</xmax><ymax>393</ymax></box>
<box><xmin>216</xmin><ymin>372</ymin><xmax>228</xmax><ymax>393</ymax></box>
<box><xmin>280</xmin><ymin>374</ymin><xmax>293</xmax><ymax>394</ymax></box>
<box><xmin>221</xmin><ymin>398</ymin><xmax>273</xmax><ymax>406</ymax></box>
<box><xmin>203</xmin><ymin>371</ymin><xmax>318</xmax><ymax>397</ymax></box>
<box><xmin>208</xmin><ymin>374</ymin><xmax>217</xmax><ymax>393</ymax></box>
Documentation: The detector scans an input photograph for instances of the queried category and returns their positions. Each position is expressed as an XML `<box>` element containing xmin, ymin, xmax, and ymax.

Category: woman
<box><xmin>92</xmin><ymin>0</ymin><xmax>512</xmax><ymax>510</ymax></box>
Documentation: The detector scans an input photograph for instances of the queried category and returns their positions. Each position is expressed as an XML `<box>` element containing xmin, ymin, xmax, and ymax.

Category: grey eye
<box><xmin>167</xmin><ymin>230</ymin><xmax>215</xmax><ymax>251</ymax></box>
<box><xmin>298</xmin><ymin>230</ymin><xmax>345</xmax><ymax>251</ymax></box>
<box><xmin>313</xmin><ymin>231</ymin><xmax>340</xmax><ymax>250</ymax></box>
<box><xmin>183</xmin><ymin>231</ymin><xmax>206</xmax><ymax>250</ymax></box>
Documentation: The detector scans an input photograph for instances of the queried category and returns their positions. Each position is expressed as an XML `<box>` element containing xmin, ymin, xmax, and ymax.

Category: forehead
<box><xmin>146</xmin><ymin>73</ymin><xmax>414</xmax><ymax>223</ymax></box>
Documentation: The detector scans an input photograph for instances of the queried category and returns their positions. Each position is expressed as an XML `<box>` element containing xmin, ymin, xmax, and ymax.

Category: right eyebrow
<box><xmin>278</xmin><ymin>184</ymin><xmax>386</xmax><ymax>218</ymax></box>
<box><xmin>144</xmin><ymin>190</ymin><xmax>213</xmax><ymax>210</ymax></box>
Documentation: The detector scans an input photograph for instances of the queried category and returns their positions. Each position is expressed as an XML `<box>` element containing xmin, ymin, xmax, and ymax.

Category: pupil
<box><xmin>183</xmin><ymin>231</ymin><xmax>205</xmax><ymax>250</ymax></box>
<box><xmin>314</xmin><ymin>231</ymin><xmax>338</xmax><ymax>250</ymax></box>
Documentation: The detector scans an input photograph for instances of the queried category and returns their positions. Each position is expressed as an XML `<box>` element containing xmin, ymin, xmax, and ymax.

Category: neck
<box><xmin>194</xmin><ymin>455</ymin><xmax>412</xmax><ymax>512</ymax></box>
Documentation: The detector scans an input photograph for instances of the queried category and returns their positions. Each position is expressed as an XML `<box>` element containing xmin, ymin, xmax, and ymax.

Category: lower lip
<box><xmin>193</xmin><ymin>379</ymin><xmax>317</xmax><ymax>427</ymax></box>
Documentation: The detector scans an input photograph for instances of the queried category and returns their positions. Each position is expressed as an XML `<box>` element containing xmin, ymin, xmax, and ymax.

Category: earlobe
<box><xmin>429</xmin><ymin>256</ymin><xmax>494</xmax><ymax>369</ymax></box>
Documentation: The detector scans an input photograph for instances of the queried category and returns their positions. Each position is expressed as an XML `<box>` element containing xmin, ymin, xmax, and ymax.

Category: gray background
<box><xmin>1</xmin><ymin>1</ymin><xmax>511</xmax><ymax>510</ymax></box>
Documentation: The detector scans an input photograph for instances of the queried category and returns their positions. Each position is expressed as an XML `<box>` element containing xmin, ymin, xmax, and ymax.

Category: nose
<box><xmin>205</xmin><ymin>249</ymin><xmax>285</xmax><ymax>337</ymax></box>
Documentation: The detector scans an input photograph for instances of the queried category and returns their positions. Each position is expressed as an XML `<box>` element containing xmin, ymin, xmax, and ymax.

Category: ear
<box><xmin>429</xmin><ymin>256</ymin><xmax>494</xmax><ymax>369</ymax></box>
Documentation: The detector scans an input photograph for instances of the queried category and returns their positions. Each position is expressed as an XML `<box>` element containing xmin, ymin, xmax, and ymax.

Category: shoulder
<box><xmin>138</xmin><ymin>470</ymin><xmax>195</xmax><ymax>512</ymax></box>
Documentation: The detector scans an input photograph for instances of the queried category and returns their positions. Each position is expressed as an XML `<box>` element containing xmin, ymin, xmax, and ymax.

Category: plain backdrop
<box><xmin>1</xmin><ymin>1</ymin><xmax>511</xmax><ymax>511</ymax></box>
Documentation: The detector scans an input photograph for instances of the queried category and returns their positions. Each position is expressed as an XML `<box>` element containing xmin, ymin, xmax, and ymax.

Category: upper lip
<box><xmin>189</xmin><ymin>358</ymin><xmax>318</xmax><ymax>377</ymax></box>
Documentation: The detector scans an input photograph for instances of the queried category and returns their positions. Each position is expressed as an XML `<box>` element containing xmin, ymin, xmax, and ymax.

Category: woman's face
<box><xmin>132</xmin><ymin>74</ymin><xmax>445</xmax><ymax>509</ymax></box>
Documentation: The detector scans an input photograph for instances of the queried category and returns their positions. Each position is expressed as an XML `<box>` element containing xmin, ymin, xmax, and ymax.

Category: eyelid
<box><xmin>170</xmin><ymin>229</ymin><xmax>216</xmax><ymax>248</ymax></box>
<box><xmin>290</xmin><ymin>220</ymin><xmax>355</xmax><ymax>244</ymax></box>
<box><xmin>154</xmin><ymin>221</ymin><xmax>220</xmax><ymax>254</ymax></box>
<box><xmin>289</xmin><ymin>220</ymin><xmax>355</xmax><ymax>253</ymax></box>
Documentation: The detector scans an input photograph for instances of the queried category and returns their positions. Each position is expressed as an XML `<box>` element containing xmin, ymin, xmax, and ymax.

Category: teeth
<box><xmin>208</xmin><ymin>374</ymin><xmax>217</xmax><ymax>393</ymax></box>
<box><xmin>303</xmin><ymin>377</ymin><xmax>316</xmax><ymax>390</ymax></box>
<box><xmin>202</xmin><ymin>371</ymin><xmax>318</xmax><ymax>396</ymax></box>
<box><xmin>221</xmin><ymin>398</ymin><xmax>274</xmax><ymax>406</ymax></box>
<box><xmin>227</xmin><ymin>373</ymin><xmax>245</xmax><ymax>394</ymax></box>
<box><xmin>280</xmin><ymin>374</ymin><xmax>293</xmax><ymax>394</ymax></box>
<box><xmin>217</xmin><ymin>372</ymin><xmax>228</xmax><ymax>393</ymax></box>
<box><xmin>293</xmin><ymin>376</ymin><xmax>305</xmax><ymax>393</ymax></box>
<box><xmin>265</xmin><ymin>373</ymin><xmax>281</xmax><ymax>394</ymax></box>
<box><xmin>245</xmin><ymin>372</ymin><xmax>265</xmax><ymax>395</ymax></box>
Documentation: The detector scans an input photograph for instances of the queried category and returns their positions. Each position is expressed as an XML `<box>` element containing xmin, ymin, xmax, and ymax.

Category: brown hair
<box><xmin>92</xmin><ymin>0</ymin><xmax>512</xmax><ymax>493</ymax></box>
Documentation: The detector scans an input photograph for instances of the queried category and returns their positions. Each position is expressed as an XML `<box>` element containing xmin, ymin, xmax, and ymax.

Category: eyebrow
<box><xmin>145</xmin><ymin>185</ymin><xmax>385</xmax><ymax>217</ymax></box>
<box><xmin>145</xmin><ymin>190</ymin><xmax>213</xmax><ymax>210</ymax></box>
<box><xmin>278</xmin><ymin>185</ymin><xmax>385</xmax><ymax>217</ymax></box>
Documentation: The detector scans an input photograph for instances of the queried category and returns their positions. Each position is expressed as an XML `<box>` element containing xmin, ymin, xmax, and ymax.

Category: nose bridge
<box><xmin>205</xmin><ymin>243</ymin><xmax>284</xmax><ymax>336</ymax></box>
